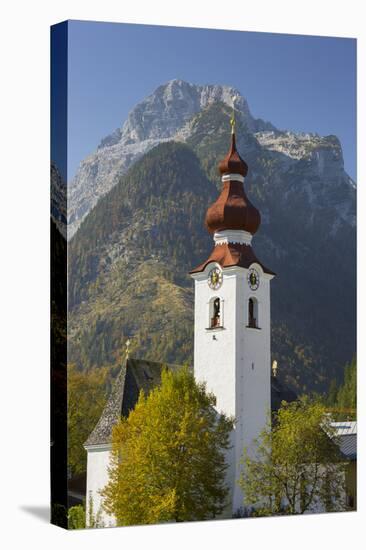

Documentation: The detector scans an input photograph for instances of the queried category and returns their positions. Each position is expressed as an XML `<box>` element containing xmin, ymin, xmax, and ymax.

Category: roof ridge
<box><xmin>84</xmin><ymin>358</ymin><xmax>186</xmax><ymax>447</ymax></box>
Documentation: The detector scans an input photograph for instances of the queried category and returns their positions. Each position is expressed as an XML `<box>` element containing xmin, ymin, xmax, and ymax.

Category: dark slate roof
<box><xmin>330</xmin><ymin>423</ymin><xmax>357</xmax><ymax>460</ymax></box>
<box><xmin>85</xmin><ymin>360</ymin><xmax>297</xmax><ymax>447</ymax></box>
<box><xmin>271</xmin><ymin>375</ymin><xmax>298</xmax><ymax>412</ymax></box>
<box><xmin>338</xmin><ymin>434</ymin><xmax>357</xmax><ymax>460</ymax></box>
<box><xmin>84</xmin><ymin>358</ymin><xmax>180</xmax><ymax>447</ymax></box>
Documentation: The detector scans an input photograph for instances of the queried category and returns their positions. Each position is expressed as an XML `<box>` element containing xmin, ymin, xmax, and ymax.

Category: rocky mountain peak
<box><xmin>110</xmin><ymin>79</ymin><xmax>254</xmax><ymax>147</ymax></box>
<box><xmin>68</xmin><ymin>80</ymin><xmax>264</xmax><ymax>237</ymax></box>
<box><xmin>65</xmin><ymin>80</ymin><xmax>354</xmax><ymax>240</ymax></box>
<box><xmin>255</xmin><ymin>130</ymin><xmax>342</xmax><ymax>160</ymax></box>
<box><xmin>51</xmin><ymin>162</ymin><xmax>67</xmax><ymax>238</ymax></box>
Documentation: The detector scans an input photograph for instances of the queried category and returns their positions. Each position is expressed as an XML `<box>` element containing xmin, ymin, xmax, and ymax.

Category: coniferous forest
<box><xmin>67</xmin><ymin>105</ymin><xmax>356</xmax><ymax>396</ymax></box>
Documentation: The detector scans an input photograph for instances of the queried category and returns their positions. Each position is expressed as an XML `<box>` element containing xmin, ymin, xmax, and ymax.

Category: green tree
<box><xmin>68</xmin><ymin>505</ymin><xmax>85</xmax><ymax>529</ymax></box>
<box><xmin>101</xmin><ymin>366</ymin><xmax>233</xmax><ymax>525</ymax></box>
<box><xmin>239</xmin><ymin>399</ymin><xmax>347</xmax><ymax>516</ymax></box>
<box><xmin>324</xmin><ymin>357</ymin><xmax>356</xmax><ymax>419</ymax></box>
<box><xmin>87</xmin><ymin>493</ymin><xmax>104</xmax><ymax>528</ymax></box>
<box><xmin>336</xmin><ymin>357</ymin><xmax>356</xmax><ymax>413</ymax></box>
<box><xmin>327</xmin><ymin>378</ymin><xmax>339</xmax><ymax>407</ymax></box>
<box><xmin>67</xmin><ymin>364</ymin><xmax>108</xmax><ymax>475</ymax></box>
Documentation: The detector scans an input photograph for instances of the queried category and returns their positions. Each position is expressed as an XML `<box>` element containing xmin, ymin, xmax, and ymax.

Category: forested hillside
<box><xmin>68</xmin><ymin>142</ymin><xmax>216</xmax><ymax>369</ymax></box>
<box><xmin>65</xmin><ymin>79</ymin><xmax>356</xmax><ymax>396</ymax></box>
<box><xmin>68</xmin><ymin>110</ymin><xmax>355</xmax><ymax>394</ymax></box>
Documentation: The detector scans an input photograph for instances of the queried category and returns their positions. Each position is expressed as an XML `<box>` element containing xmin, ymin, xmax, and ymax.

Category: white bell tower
<box><xmin>190</xmin><ymin>123</ymin><xmax>275</xmax><ymax>515</ymax></box>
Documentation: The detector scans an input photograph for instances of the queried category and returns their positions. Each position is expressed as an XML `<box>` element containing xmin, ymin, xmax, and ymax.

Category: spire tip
<box><xmin>230</xmin><ymin>95</ymin><xmax>237</xmax><ymax>134</ymax></box>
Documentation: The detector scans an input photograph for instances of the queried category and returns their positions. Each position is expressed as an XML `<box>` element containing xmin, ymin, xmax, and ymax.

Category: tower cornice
<box><xmin>221</xmin><ymin>173</ymin><xmax>245</xmax><ymax>183</ymax></box>
<box><xmin>190</xmin><ymin>241</ymin><xmax>275</xmax><ymax>276</ymax></box>
<box><xmin>214</xmin><ymin>229</ymin><xmax>252</xmax><ymax>246</ymax></box>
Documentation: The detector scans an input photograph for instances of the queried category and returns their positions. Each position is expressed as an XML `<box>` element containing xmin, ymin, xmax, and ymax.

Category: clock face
<box><xmin>208</xmin><ymin>267</ymin><xmax>223</xmax><ymax>290</ymax></box>
<box><xmin>247</xmin><ymin>268</ymin><xmax>260</xmax><ymax>291</ymax></box>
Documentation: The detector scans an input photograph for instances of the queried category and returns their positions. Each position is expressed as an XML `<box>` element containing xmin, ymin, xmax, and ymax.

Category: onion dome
<box><xmin>205</xmin><ymin>132</ymin><xmax>261</xmax><ymax>235</ymax></box>
<box><xmin>218</xmin><ymin>133</ymin><xmax>248</xmax><ymax>177</ymax></box>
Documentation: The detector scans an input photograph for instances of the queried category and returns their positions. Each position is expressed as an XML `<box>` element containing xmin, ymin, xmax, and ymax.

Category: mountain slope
<box><xmin>51</xmin><ymin>163</ymin><xmax>67</xmax><ymax>238</ymax></box>
<box><xmin>68</xmin><ymin>142</ymin><xmax>217</xmax><ymax>368</ymax></box>
<box><xmin>67</xmin><ymin>81</ymin><xmax>356</xmax><ymax>394</ymax></box>
<box><xmin>68</xmin><ymin>80</ymin><xmax>274</xmax><ymax>237</ymax></box>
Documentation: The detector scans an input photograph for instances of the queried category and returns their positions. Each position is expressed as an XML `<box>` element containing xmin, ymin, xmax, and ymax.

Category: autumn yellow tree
<box><xmin>239</xmin><ymin>399</ymin><xmax>348</xmax><ymax>516</ymax></box>
<box><xmin>101</xmin><ymin>367</ymin><xmax>233</xmax><ymax>525</ymax></box>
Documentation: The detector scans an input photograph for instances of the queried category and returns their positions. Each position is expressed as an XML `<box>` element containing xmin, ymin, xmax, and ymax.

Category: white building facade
<box><xmin>84</xmin><ymin>444</ymin><xmax>115</xmax><ymax>527</ymax></box>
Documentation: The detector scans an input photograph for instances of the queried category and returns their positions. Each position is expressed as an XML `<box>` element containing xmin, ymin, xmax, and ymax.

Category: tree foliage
<box><xmin>101</xmin><ymin>366</ymin><xmax>233</xmax><ymax>525</ymax></box>
<box><xmin>239</xmin><ymin>399</ymin><xmax>347</xmax><ymax>516</ymax></box>
<box><xmin>326</xmin><ymin>357</ymin><xmax>356</xmax><ymax>418</ymax></box>
<box><xmin>67</xmin><ymin>364</ymin><xmax>108</xmax><ymax>475</ymax></box>
<box><xmin>68</xmin><ymin>505</ymin><xmax>86</xmax><ymax>529</ymax></box>
<box><xmin>87</xmin><ymin>493</ymin><xmax>104</xmax><ymax>528</ymax></box>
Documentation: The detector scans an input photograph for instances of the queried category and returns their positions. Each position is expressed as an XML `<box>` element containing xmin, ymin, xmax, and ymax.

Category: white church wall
<box><xmin>192</xmin><ymin>260</ymin><xmax>273</xmax><ymax>516</ymax></box>
<box><xmin>85</xmin><ymin>445</ymin><xmax>116</xmax><ymax>528</ymax></box>
<box><xmin>193</xmin><ymin>262</ymin><xmax>238</xmax><ymax>417</ymax></box>
<box><xmin>192</xmin><ymin>262</ymin><xmax>239</xmax><ymax>512</ymax></box>
<box><xmin>233</xmin><ymin>264</ymin><xmax>272</xmax><ymax>513</ymax></box>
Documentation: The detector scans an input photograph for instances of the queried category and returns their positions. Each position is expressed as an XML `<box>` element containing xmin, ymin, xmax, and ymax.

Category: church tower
<box><xmin>190</xmin><ymin>119</ymin><xmax>275</xmax><ymax>515</ymax></box>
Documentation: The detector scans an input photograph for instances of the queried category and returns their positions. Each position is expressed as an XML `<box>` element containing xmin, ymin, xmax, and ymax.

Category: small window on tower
<box><xmin>248</xmin><ymin>297</ymin><xmax>259</xmax><ymax>329</ymax></box>
<box><xmin>209</xmin><ymin>297</ymin><xmax>222</xmax><ymax>328</ymax></box>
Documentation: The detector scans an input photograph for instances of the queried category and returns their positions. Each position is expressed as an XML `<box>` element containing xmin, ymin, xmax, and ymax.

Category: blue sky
<box><xmin>66</xmin><ymin>20</ymin><xmax>356</xmax><ymax>180</ymax></box>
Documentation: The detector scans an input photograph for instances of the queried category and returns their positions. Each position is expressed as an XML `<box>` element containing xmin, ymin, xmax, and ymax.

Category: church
<box><xmin>83</xmin><ymin>118</ymin><xmax>297</xmax><ymax>525</ymax></box>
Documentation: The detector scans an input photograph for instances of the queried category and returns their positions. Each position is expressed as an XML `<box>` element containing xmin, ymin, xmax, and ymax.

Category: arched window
<box><xmin>209</xmin><ymin>297</ymin><xmax>222</xmax><ymax>328</ymax></box>
<box><xmin>248</xmin><ymin>297</ymin><xmax>259</xmax><ymax>328</ymax></box>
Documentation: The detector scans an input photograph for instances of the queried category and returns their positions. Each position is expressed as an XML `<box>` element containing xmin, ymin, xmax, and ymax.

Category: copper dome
<box><xmin>205</xmin><ymin>133</ymin><xmax>260</xmax><ymax>235</ymax></box>
<box><xmin>218</xmin><ymin>133</ymin><xmax>248</xmax><ymax>177</ymax></box>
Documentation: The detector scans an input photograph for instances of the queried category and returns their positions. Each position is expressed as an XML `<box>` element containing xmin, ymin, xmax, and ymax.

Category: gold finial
<box><xmin>125</xmin><ymin>338</ymin><xmax>131</xmax><ymax>359</ymax></box>
<box><xmin>230</xmin><ymin>95</ymin><xmax>237</xmax><ymax>134</ymax></box>
<box><xmin>272</xmin><ymin>360</ymin><xmax>278</xmax><ymax>378</ymax></box>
